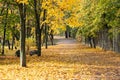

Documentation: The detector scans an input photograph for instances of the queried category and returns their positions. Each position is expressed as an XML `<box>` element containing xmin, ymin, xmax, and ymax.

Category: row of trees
<box><xmin>75</xmin><ymin>0</ymin><xmax>120</xmax><ymax>53</ymax></box>
<box><xmin>1</xmin><ymin>0</ymin><xmax>119</xmax><ymax>67</ymax></box>
<box><xmin>0</xmin><ymin>0</ymin><xmax>58</xmax><ymax>67</ymax></box>
<box><xmin>0</xmin><ymin>0</ymin><xmax>81</xmax><ymax>67</ymax></box>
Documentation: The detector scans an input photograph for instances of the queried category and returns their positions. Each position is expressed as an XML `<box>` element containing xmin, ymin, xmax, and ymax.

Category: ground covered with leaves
<box><xmin>0</xmin><ymin>36</ymin><xmax>120</xmax><ymax>80</ymax></box>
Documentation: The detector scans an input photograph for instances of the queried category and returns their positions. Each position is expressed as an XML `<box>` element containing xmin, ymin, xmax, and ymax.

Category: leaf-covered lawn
<box><xmin>0</xmin><ymin>37</ymin><xmax>120</xmax><ymax>80</ymax></box>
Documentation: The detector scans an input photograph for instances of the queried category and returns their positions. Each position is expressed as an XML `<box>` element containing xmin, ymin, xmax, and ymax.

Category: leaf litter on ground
<box><xmin>0</xmin><ymin>36</ymin><xmax>120</xmax><ymax>80</ymax></box>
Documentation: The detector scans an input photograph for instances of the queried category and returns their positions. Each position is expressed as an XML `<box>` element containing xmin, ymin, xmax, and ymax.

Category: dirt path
<box><xmin>46</xmin><ymin>36</ymin><xmax>120</xmax><ymax>79</ymax></box>
<box><xmin>0</xmin><ymin>36</ymin><xmax>120</xmax><ymax>80</ymax></box>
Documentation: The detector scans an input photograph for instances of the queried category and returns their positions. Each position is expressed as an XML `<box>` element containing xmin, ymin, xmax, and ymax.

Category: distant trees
<box><xmin>1</xmin><ymin>1</ymin><xmax>9</xmax><ymax>55</ymax></box>
<box><xmin>76</xmin><ymin>0</ymin><xmax>120</xmax><ymax>53</ymax></box>
<box><xmin>0</xmin><ymin>0</ymin><xmax>20</xmax><ymax>54</ymax></box>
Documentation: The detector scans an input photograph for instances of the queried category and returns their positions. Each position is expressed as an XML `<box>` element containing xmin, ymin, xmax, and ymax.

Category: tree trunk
<box><xmin>101</xmin><ymin>29</ymin><xmax>108</xmax><ymax>50</ymax></box>
<box><xmin>26</xmin><ymin>27</ymin><xmax>32</xmax><ymax>38</ymax></box>
<box><xmin>33</xmin><ymin>0</ymin><xmax>41</xmax><ymax>56</ymax></box>
<box><xmin>0</xmin><ymin>39</ymin><xmax>1</xmax><ymax>53</ymax></box>
<box><xmin>118</xmin><ymin>34</ymin><xmax>120</xmax><ymax>53</ymax></box>
<box><xmin>65</xmin><ymin>25</ymin><xmax>71</xmax><ymax>38</ymax></box>
<box><xmin>88</xmin><ymin>36</ymin><xmax>92</xmax><ymax>48</ymax></box>
<box><xmin>103</xmin><ymin>29</ymin><xmax>108</xmax><ymax>50</ymax></box>
<box><xmin>43</xmin><ymin>9</ymin><xmax>48</xmax><ymax>49</ymax></box>
<box><xmin>11</xmin><ymin>35</ymin><xmax>15</xmax><ymax>50</ymax></box>
<box><xmin>1</xmin><ymin>3</ymin><xmax>9</xmax><ymax>55</ymax></box>
<box><xmin>65</xmin><ymin>31</ymin><xmax>68</xmax><ymax>38</ymax></box>
<box><xmin>50</xmin><ymin>30</ymin><xmax>54</xmax><ymax>45</ymax></box>
<box><xmin>97</xmin><ymin>31</ymin><xmax>102</xmax><ymax>47</ymax></box>
<box><xmin>18</xmin><ymin>3</ymin><xmax>26</xmax><ymax>67</ymax></box>
<box><xmin>45</xmin><ymin>24</ymin><xmax>48</xmax><ymax>48</ymax></box>
<box><xmin>113</xmin><ymin>28</ymin><xmax>119</xmax><ymax>53</ymax></box>
<box><xmin>7</xmin><ymin>40</ymin><xmax>10</xmax><ymax>50</ymax></box>
<box><xmin>51</xmin><ymin>34</ymin><xmax>54</xmax><ymax>45</ymax></box>
<box><xmin>92</xmin><ymin>37</ymin><xmax>96</xmax><ymax>48</ymax></box>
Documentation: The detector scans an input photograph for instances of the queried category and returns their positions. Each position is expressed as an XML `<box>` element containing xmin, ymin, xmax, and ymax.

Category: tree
<box><xmin>33</xmin><ymin>0</ymin><xmax>42</xmax><ymax>56</ymax></box>
<box><xmin>75</xmin><ymin>0</ymin><xmax>120</xmax><ymax>52</ymax></box>
<box><xmin>1</xmin><ymin>1</ymin><xmax>9</xmax><ymax>55</ymax></box>
<box><xmin>43</xmin><ymin>9</ymin><xmax>48</xmax><ymax>48</ymax></box>
<box><xmin>18</xmin><ymin>3</ymin><xmax>26</xmax><ymax>67</ymax></box>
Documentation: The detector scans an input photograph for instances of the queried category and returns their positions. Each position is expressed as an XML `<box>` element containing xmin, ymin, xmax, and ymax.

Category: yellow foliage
<box><xmin>41</xmin><ymin>0</ymin><xmax>82</xmax><ymax>33</ymax></box>
<box><xmin>16</xmin><ymin>0</ymin><xmax>28</xmax><ymax>4</ymax></box>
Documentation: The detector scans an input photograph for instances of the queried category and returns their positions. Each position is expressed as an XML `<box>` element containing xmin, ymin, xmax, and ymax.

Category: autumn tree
<box><xmin>76</xmin><ymin>0</ymin><xmax>120</xmax><ymax>52</ymax></box>
<box><xmin>33</xmin><ymin>0</ymin><xmax>43</xmax><ymax>56</ymax></box>
<box><xmin>16</xmin><ymin>0</ymin><xmax>28</xmax><ymax>67</ymax></box>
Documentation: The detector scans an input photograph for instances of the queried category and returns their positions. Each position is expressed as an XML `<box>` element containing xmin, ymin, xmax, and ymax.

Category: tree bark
<box><xmin>7</xmin><ymin>40</ymin><xmax>10</xmax><ymax>50</ymax></box>
<box><xmin>50</xmin><ymin>30</ymin><xmax>54</xmax><ymax>45</ymax></box>
<box><xmin>113</xmin><ymin>28</ymin><xmax>119</xmax><ymax>53</ymax></box>
<box><xmin>43</xmin><ymin>9</ymin><xmax>48</xmax><ymax>49</ymax></box>
<box><xmin>33</xmin><ymin>0</ymin><xmax>41</xmax><ymax>56</ymax></box>
<box><xmin>11</xmin><ymin>35</ymin><xmax>15</xmax><ymax>50</ymax></box>
<box><xmin>45</xmin><ymin>24</ymin><xmax>48</xmax><ymax>48</ymax></box>
<box><xmin>18</xmin><ymin>3</ymin><xmax>26</xmax><ymax>67</ymax></box>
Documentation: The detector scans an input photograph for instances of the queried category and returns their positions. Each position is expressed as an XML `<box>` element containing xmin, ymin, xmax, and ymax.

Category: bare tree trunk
<box><xmin>7</xmin><ymin>40</ymin><xmax>10</xmax><ymax>50</ymax></box>
<box><xmin>50</xmin><ymin>30</ymin><xmax>54</xmax><ymax>45</ymax></box>
<box><xmin>65</xmin><ymin>25</ymin><xmax>71</xmax><ymax>38</ymax></box>
<box><xmin>11</xmin><ymin>35</ymin><xmax>15</xmax><ymax>50</ymax></box>
<box><xmin>0</xmin><ymin>39</ymin><xmax>1</xmax><ymax>53</ymax></box>
<box><xmin>113</xmin><ymin>28</ymin><xmax>119</xmax><ymax>53</ymax></box>
<box><xmin>97</xmin><ymin>31</ymin><xmax>102</xmax><ymax>47</ymax></box>
<box><xmin>65</xmin><ymin>31</ymin><xmax>68</xmax><ymax>38</ymax></box>
<box><xmin>18</xmin><ymin>3</ymin><xmax>26</xmax><ymax>67</ymax></box>
<box><xmin>43</xmin><ymin>9</ymin><xmax>48</xmax><ymax>49</ymax></box>
<box><xmin>118</xmin><ymin>34</ymin><xmax>120</xmax><ymax>53</ymax></box>
<box><xmin>103</xmin><ymin>29</ymin><xmax>109</xmax><ymax>50</ymax></box>
<box><xmin>33</xmin><ymin>0</ymin><xmax>41</xmax><ymax>56</ymax></box>
<box><xmin>45</xmin><ymin>24</ymin><xmax>48</xmax><ymax>48</ymax></box>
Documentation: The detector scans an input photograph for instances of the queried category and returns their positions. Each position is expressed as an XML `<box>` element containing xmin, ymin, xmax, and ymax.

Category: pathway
<box><xmin>44</xmin><ymin>36</ymin><xmax>120</xmax><ymax>80</ymax></box>
<box><xmin>0</xmin><ymin>36</ymin><xmax>120</xmax><ymax>80</ymax></box>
